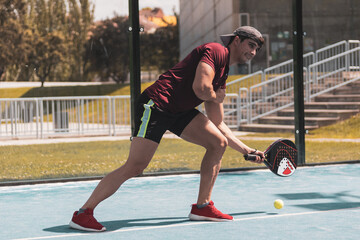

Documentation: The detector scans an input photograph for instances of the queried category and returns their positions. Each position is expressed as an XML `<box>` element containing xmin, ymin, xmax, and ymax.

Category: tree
<box><xmin>140</xmin><ymin>14</ymin><xmax>179</xmax><ymax>77</ymax></box>
<box><xmin>153</xmin><ymin>23</ymin><xmax>179</xmax><ymax>72</ymax></box>
<box><xmin>24</xmin><ymin>0</ymin><xmax>93</xmax><ymax>85</ymax></box>
<box><xmin>0</xmin><ymin>2</ymin><xmax>179</xmax><ymax>85</ymax></box>
<box><xmin>29</xmin><ymin>30</ymin><xmax>67</xmax><ymax>87</ymax></box>
<box><xmin>66</xmin><ymin>0</ymin><xmax>94</xmax><ymax>81</ymax></box>
<box><xmin>0</xmin><ymin>0</ymin><xmax>29</xmax><ymax>81</ymax></box>
<box><xmin>21</xmin><ymin>0</ymin><xmax>67</xmax><ymax>85</ymax></box>
<box><xmin>84</xmin><ymin>16</ymin><xmax>130</xmax><ymax>84</ymax></box>
<box><xmin>0</xmin><ymin>0</ymin><xmax>94</xmax><ymax>83</ymax></box>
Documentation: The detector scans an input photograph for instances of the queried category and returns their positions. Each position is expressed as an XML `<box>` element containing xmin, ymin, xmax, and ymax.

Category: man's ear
<box><xmin>234</xmin><ymin>36</ymin><xmax>241</xmax><ymax>46</ymax></box>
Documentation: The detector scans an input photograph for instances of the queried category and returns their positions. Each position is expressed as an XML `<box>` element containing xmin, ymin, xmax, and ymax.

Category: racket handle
<box><xmin>244</xmin><ymin>154</ymin><xmax>258</xmax><ymax>161</ymax></box>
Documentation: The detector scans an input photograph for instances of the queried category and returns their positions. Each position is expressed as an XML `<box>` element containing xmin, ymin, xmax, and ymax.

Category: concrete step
<box><xmin>304</xmin><ymin>102</ymin><xmax>360</xmax><ymax>110</ymax></box>
<box><xmin>315</xmin><ymin>94</ymin><xmax>360</xmax><ymax>102</ymax></box>
<box><xmin>348</xmin><ymin>81</ymin><xmax>360</xmax><ymax>87</ymax></box>
<box><xmin>238</xmin><ymin>123</ymin><xmax>318</xmax><ymax>133</ymax></box>
<box><xmin>259</xmin><ymin>116</ymin><xmax>339</xmax><ymax>127</ymax></box>
<box><xmin>278</xmin><ymin>108</ymin><xmax>359</xmax><ymax>120</ymax></box>
<box><xmin>232</xmin><ymin>79</ymin><xmax>360</xmax><ymax>133</ymax></box>
<box><xmin>331</xmin><ymin>86</ymin><xmax>360</xmax><ymax>95</ymax></box>
<box><xmin>310</xmin><ymin>86</ymin><xmax>328</xmax><ymax>94</ymax></box>
<box><xmin>343</xmin><ymin>72</ymin><xmax>360</xmax><ymax>80</ymax></box>
<box><xmin>313</xmin><ymin>78</ymin><xmax>348</xmax><ymax>89</ymax></box>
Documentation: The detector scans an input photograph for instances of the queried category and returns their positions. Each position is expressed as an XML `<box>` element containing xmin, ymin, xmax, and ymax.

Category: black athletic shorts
<box><xmin>133</xmin><ymin>92</ymin><xmax>200</xmax><ymax>143</ymax></box>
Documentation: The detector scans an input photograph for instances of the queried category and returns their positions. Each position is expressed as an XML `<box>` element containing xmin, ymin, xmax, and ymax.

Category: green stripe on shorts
<box><xmin>137</xmin><ymin>99</ymin><xmax>154</xmax><ymax>138</ymax></box>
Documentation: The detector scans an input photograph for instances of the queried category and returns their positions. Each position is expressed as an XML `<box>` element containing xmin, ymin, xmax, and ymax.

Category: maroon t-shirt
<box><xmin>144</xmin><ymin>42</ymin><xmax>229</xmax><ymax>113</ymax></box>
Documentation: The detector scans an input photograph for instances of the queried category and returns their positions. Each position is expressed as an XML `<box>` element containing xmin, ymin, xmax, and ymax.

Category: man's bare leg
<box><xmin>81</xmin><ymin>137</ymin><xmax>159</xmax><ymax>210</ymax></box>
<box><xmin>180</xmin><ymin>113</ymin><xmax>228</xmax><ymax>205</ymax></box>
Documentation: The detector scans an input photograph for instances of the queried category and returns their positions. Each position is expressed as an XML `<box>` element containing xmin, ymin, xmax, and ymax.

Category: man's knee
<box><xmin>124</xmin><ymin>160</ymin><xmax>149</xmax><ymax>177</ymax></box>
<box><xmin>207</xmin><ymin>135</ymin><xmax>228</xmax><ymax>153</ymax></box>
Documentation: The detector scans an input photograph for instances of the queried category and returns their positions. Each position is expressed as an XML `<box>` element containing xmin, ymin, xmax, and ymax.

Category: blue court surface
<box><xmin>1</xmin><ymin>164</ymin><xmax>360</xmax><ymax>240</ymax></box>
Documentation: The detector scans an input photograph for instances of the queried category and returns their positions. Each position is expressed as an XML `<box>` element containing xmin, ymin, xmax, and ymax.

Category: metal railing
<box><xmin>264</xmin><ymin>52</ymin><xmax>315</xmax><ymax>80</ymax></box>
<box><xmin>248</xmin><ymin>72</ymin><xmax>295</xmax><ymax>123</ymax></box>
<box><xmin>238</xmin><ymin>88</ymin><xmax>249</xmax><ymax>125</ymax></box>
<box><xmin>348</xmin><ymin>40</ymin><xmax>360</xmax><ymax>50</ymax></box>
<box><xmin>0</xmin><ymin>96</ymin><xmax>131</xmax><ymax>139</ymax></box>
<box><xmin>315</xmin><ymin>40</ymin><xmax>349</xmax><ymax>62</ymax></box>
<box><xmin>221</xmin><ymin>93</ymin><xmax>238</xmax><ymax>129</ymax></box>
<box><xmin>308</xmin><ymin>47</ymin><xmax>360</xmax><ymax>99</ymax></box>
<box><xmin>0</xmin><ymin>98</ymin><xmax>40</xmax><ymax>138</ymax></box>
<box><xmin>196</xmin><ymin>93</ymin><xmax>239</xmax><ymax>129</ymax></box>
<box><xmin>226</xmin><ymin>71</ymin><xmax>263</xmax><ymax>94</ymax></box>
<box><xmin>227</xmin><ymin>40</ymin><xmax>360</xmax><ymax>125</ymax></box>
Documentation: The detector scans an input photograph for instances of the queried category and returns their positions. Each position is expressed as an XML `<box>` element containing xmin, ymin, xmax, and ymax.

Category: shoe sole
<box><xmin>188</xmin><ymin>213</ymin><xmax>233</xmax><ymax>222</ymax></box>
<box><xmin>69</xmin><ymin>221</ymin><xmax>106</xmax><ymax>232</ymax></box>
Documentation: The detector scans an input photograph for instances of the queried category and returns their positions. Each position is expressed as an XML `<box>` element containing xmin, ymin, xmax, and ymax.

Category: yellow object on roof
<box><xmin>149</xmin><ymin>15</ymin><xmax>177</xmax><ymax>27</ymax></box>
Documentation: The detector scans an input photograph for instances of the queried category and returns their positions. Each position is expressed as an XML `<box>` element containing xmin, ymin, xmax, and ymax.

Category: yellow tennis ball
<box><xmin>274</xmin><ymin>199</ymin><xmax>284</xmax><ymax>209</ymax></box>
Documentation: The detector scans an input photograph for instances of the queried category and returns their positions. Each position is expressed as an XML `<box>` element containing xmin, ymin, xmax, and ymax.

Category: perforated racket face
<box><xmin>264</xmin><ymin>139</ymin><xmax>297</xmax><ymax>177</ymax></box>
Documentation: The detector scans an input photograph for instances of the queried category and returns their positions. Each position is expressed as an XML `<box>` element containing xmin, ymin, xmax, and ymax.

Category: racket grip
<box><xmin>244</xmin><ymin>154</ymin><xmax>258</xmax><ymax>161</ymax></box>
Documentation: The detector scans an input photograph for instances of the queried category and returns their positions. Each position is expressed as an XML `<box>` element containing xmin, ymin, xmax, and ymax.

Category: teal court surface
<box><xmin>1</xmin><ymin>163</ymin><xmax>360</xmax><ymax>240</ymax></box>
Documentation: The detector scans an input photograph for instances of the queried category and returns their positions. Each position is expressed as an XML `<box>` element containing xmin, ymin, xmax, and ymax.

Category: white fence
<box><xmin>248</xmin><ymin>72</ymin><xmax>295</xmax><ymax>123</ymax></box>
<box><xmin>0</xmin><ymin>96</ymin><xmax>131</xmax><ymax>139</ymax></box>
<box><xmin>309</xmin><ymin>47</ymin><xmax>360</xmax><ymax>99</ymax></box>
<box><xmin>243</xmin><ymin>48</ymin><xmax>359</xmax><ymax>124</ymax></box>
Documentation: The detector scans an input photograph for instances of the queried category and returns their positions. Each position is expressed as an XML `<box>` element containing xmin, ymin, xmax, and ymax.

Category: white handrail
<box><xmin>226</xmin><ymin>40</ymin><xmax>359</xmax><ymax>125</ymax></box>
<box><xmin>0</xmin><ymin>96</ymin><xmax>131</xmax><ymax>139</ymax></box>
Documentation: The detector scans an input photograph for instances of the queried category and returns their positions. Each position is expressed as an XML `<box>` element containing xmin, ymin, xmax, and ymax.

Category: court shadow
<box><xmin>44</xmin><ymin>212</ymin><xmax>267</xmax><ymax>233</ymax></box>
<box><xmin>277</xmin><ymin>191</ymin><xmax>360</xmax><ymax>200</ymax></box>
<box><xmin>43</xmin><ymin>225</ymin><xmax>80</xmax><ymax>234</ymax></box>
<box><xmin>44</xmin><ymin>216</ymin><xmax>189</xmax><ymax>233</ymax></box>
<box><xmin>276</xmin><ymin>191</ymin><xmax>360</xmax><ymax>211</ymax></box>
<box><xmin>294</xmin><ymin>202</ymin><xmax>360</xmax><ymax>211</ymax></box>
<box><xmin>276</xmin><ymin>192</ymin><xmax>333</xmax><ymax>200</ymax></box>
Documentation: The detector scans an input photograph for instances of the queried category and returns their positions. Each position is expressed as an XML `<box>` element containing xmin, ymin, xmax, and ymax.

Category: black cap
<box><xmin>220</xmin><ymin>26</ymin><xmax>264</xmax><ymax>47</ymax></box>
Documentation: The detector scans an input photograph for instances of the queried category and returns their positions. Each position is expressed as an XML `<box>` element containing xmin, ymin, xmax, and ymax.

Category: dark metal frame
<box><xmin>292</xmin><ymin>0</ymin><xmax>306</xmax><ymax>165</ymax></box>
<box><xmin>128</xmin><ymin>0</ymin><xmax>141</xmax><ymax>136</ymax></box>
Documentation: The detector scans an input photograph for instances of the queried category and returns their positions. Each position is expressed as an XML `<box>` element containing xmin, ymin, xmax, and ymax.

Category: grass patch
<box><xmin>307</xmin><ymin>113</ymin><xmax>360</xmax><ymax>139</ymax></box>
<box><xmin>248</xmin><ymin>113</ymin><xmax>360</xmax><ymax>139</ymax></box>
<box><xmin>304</xmin><ymin>141</ymin><xmax>360</xmax><ymax>163</ymax></box>
<box><xmin>0</xmin><ymin>141</ymin><xmax>130</xmax><ymax>181</ymax></box>
<box><xmin>1</xmin><ymin>138</ymin><xmax>359</xmax><ymax>182</ymax></box>
<box><xmin>0</xmin><ymin>87</ymin><xmax>31</xmax><ymax>98</ymax></box>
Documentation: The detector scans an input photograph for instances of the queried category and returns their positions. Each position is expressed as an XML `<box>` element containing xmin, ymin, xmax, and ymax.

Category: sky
<box><xmin>92</xmin><ymin>0</ymin><xmax>180</xmax><ymax>21</ymax></box>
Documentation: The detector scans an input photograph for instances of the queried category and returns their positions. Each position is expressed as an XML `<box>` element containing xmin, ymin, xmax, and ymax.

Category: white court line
<box><xmin>12</xmin><ymin>207</ymin><xmax>360</xmax><ymax>240</ymax></box>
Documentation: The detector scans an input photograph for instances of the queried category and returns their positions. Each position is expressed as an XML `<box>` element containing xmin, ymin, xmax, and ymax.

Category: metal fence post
<box><xmin>292</xmin><ymin>0</ymin><xmax>306</xmax><ymax>166</ymax></box>
<box><xmin>108</xmin><ymin>96</ymin><xmax>112</xmax><ymax>136</ymax></box>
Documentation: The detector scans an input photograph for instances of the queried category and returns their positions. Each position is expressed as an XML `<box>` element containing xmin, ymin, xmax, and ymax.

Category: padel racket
<box><xmin>244</xmin><ymin>139</ymin><xmax>297</xmax><ymax>177</ymax></box>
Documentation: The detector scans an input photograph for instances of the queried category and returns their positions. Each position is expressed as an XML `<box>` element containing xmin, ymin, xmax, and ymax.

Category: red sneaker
<box><xmin>189</xmin><ymin>201</ymin><xmax>233</xmax><ymax>222</ymax></box>
<box><xmin>69</xmin><ymin>208</ymin><xmax>106</xmax><ymax>232</ymax></box>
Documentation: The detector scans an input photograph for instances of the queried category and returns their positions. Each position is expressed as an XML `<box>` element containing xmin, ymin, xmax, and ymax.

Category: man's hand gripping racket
<box><xmin>244</xmin><ymin>139</ymin><xmax>297</xmax><ymax>177</ymax></box>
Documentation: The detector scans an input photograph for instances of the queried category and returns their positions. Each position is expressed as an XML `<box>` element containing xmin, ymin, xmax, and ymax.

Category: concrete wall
<box><xmin>179</xmin><ymin>0</ymin><xmax>234</xmax><ymax>60</ymax></box>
